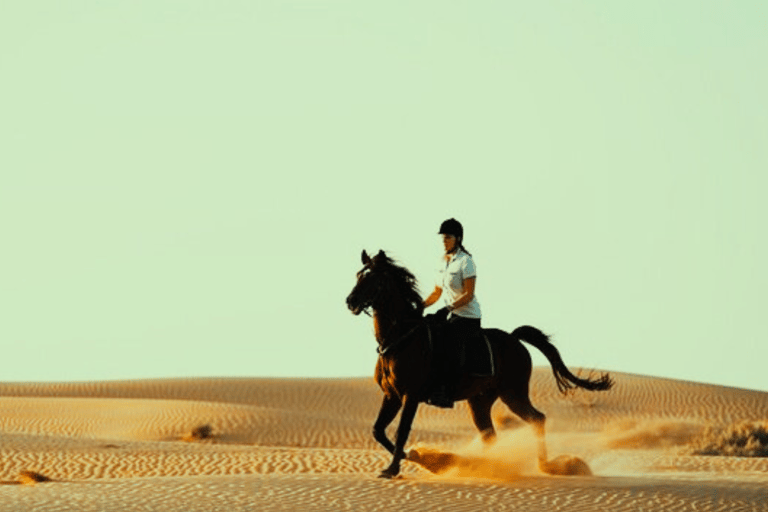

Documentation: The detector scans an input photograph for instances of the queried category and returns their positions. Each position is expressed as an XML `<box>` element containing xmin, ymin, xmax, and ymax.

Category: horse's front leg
<box><xmin>372</xmin><ymin>394</ymin><xmax>401</xmax><ymax>454</ymax></box>
<box><xmin>379</xmin><ymin>394</ymin><xmax>419</xmax><ymax>479</ymax></box>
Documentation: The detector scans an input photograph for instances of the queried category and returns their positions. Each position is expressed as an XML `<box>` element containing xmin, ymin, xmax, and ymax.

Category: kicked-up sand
<box><xmin>0</xmin><ymin>369</ymin><xmax>766</xmax><ymax>511</ymax></box>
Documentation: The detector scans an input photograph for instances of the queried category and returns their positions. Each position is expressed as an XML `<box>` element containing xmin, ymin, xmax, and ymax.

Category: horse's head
<box><xmin>346</xmin><ymin>250</ymin><xmax>387</xmax><ymax>316</ymax></box>
<box><xmin>346</xmin><ymin>250</ymin><xmax>423</xmax><ymax>319</ymax></box>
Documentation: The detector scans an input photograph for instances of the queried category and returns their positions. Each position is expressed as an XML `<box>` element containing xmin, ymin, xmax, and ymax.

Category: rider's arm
<box><xmin>447</xmin><ymin>277</ymin><xmax>476</xmax><ymax>311</ymax></box>
<box><xmin>423</xmin><ymin>286</ymin><xmax>442</xmax><ymax>308</ymax></box>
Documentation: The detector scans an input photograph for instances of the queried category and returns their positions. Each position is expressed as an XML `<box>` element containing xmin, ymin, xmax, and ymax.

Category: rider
<box><xmin>423</xmin><ymin>218</ymin><xmax>482</xmax><ymax>408</ymax></box>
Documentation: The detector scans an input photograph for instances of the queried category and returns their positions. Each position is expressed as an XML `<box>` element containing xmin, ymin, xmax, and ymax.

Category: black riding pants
<box><xmin>433</xmin><ymin>311</ymin><xmax>481</xmax><ymax>384</ymax></box>
<box><xmin>447</xmin><ymin>315</ymin><xmax>481</xmax><ymax>346</ymax></box>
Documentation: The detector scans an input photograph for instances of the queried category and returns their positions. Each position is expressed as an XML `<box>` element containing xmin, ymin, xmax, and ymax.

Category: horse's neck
<box><xmin>373</xmin><ymin>307</ymin><xmax>418</xmax><ymax>345</ymax></box>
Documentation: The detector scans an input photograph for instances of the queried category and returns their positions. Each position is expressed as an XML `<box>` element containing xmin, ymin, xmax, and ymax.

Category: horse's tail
<box><xmin>511</xmin><ymin>325</ymin><xmax>614</xmax><ymax>395</ymax></box>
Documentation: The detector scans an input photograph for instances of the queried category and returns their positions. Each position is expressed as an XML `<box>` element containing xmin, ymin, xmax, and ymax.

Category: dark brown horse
<box><xmin>346</xmin><ymin>250</ymin><xmax>613</xmax><ymax>478</ymax></box>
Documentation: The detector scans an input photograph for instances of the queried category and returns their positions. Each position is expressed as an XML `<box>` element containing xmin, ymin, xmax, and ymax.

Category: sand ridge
<box><xmin>0</xmin><ymin>370</ymin><xmax>766</xmax><ymax>511</ymax></box>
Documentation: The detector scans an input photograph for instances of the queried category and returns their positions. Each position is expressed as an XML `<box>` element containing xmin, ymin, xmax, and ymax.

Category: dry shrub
<box><xmin>687</xmin><ymin>421</ymin><xmax>768</xmax><ymax>457</ymax></box>
<box><xmin>17</xmin><ymin>471</ymin><xmax>53</xmax><ymax>485</ymax></box>
<box><xmin>181</xmin><ymin>424</ymin><xmax>214</xmax><ymax>442</ymax></box>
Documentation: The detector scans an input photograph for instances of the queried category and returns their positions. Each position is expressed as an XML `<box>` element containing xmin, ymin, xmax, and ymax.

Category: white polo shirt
<box><xmin>437</xmin><ymin>249</ymin><xmax>481</xmax><ymax>319</ymax></box>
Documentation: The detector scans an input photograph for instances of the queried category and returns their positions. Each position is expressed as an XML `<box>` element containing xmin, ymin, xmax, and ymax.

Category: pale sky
<box><xmin>2</xmin><ymin>1</ymin><xmax>766</xmax><ymax>390</ymax></box>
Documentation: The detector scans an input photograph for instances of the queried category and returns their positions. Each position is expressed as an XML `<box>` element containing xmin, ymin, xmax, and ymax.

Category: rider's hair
<box><xmin>457</xmin><ymin>240</ymin><xmax>472</xmax><ymax>256</ymax></box>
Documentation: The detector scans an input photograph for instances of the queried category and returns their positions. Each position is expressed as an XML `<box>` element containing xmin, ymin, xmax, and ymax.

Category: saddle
<box><xmin>425</xmin><ymin>315</ymin><xmax>495</xmax><ymax>379</ymax></box>
<box><xmin>423</xmin><ymin>317</ymin><xmax>494</xmax><ymax>408</ymax></box>
<box><xmin>460</xmin><ymin>330</ymin><xmax>495</xmax><ymax>377</ymax></box>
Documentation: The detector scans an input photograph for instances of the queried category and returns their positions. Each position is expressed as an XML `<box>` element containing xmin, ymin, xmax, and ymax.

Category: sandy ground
<box><xmin>0</xmin><ymin>370</ymin><xmax>766</xmax><ymax>511</ymax></box>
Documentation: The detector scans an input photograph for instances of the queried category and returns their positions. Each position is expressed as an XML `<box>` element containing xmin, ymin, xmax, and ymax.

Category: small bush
<box><xmin>687</xmin><ymin>421</ymin><xmax>768</xmax><ymax>457</ymax></box>
<box><xmin>181</xmin><ymin>424</ymin><xmax>214</xmax><ymax>442</ymax></box>
<box><xmin>17</xmin><ymin>471</ymin><xmax>53</xmax><ymax>485</ymax></box>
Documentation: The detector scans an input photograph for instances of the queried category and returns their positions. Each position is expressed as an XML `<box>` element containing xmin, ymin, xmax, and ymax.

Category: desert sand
<box><xmin>0</xmin><ymin>369</ymin><xmax>766</xmax><ymax>511</ymax></box>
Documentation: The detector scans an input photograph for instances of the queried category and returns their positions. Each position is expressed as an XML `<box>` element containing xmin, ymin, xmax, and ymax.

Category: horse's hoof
<box><xmin>378</xmin><ymin>468</ymin><xmax>399</xmax><ymax>479</ymax></box>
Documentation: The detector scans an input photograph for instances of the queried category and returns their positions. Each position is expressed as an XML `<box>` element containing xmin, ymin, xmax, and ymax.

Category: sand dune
<box><xmin>0</xmin><ymin>370</ymin><xmax>766</xmax><ymax>511</ymax></box>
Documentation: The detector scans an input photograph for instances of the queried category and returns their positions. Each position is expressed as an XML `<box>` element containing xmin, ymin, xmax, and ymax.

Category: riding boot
<box><xmin>428</xmin><ymin>350</ymin><xmax>456</xmax><ymax>409</ymax></box>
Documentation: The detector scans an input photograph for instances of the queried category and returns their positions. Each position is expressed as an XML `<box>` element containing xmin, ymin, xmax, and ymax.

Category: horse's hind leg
<box><xmin>499</xmin><ymin>392</ymin><xmax>548</xmax><ymax>468</ymax></box>
<box><xmin>467</xmin><ymin>393</ymin><xmax>497</xmax><ymax>444</ymax></box>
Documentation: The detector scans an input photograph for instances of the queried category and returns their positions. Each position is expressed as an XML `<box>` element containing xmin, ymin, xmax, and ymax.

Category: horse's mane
<box><xmin>376</xmin><ymin>253</ymin><xmax>424</xmax><ymax>318</ymax></box>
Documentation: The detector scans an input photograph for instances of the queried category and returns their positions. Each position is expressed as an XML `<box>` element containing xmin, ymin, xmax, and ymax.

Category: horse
<box><xmin>346</xmin><ymin>249</ymin><xmax>613</xmax><ymax>479</ymax></box>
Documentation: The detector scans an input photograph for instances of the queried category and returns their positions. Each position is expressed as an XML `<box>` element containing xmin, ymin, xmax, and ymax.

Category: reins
<box><xmin>377</xmin><ymin>321</ymin><xmax>432</xmax><ymax>357</ymax></box>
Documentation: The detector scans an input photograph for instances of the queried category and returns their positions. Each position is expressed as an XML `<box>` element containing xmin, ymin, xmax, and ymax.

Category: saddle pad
<box><xmin>462</xmin><ymin>333</ymin><xmax>495</xmax><ymax>377</ymax></box>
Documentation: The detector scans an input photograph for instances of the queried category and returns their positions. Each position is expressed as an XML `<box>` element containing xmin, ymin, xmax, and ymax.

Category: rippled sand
<box><xmin>0</xmin><ymin>370</ymin><xmax>766</xmax><ymax>511</ymax></box>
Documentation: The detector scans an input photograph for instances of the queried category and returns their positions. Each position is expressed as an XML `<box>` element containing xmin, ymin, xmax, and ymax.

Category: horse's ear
<box><xmin>377</xmin><ymin>250</ymin><xmax>385</xmax><ymax>259</ymax></box>
<box><xmin>361</xmin><ymin>250</ymin><xmax>371</xmax><ymax>265</ymax></box>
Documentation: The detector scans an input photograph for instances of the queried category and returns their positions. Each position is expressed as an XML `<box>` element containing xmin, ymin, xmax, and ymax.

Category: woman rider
<box><xmin>423</xmin><ymin>218</ymin><xmax>481</xmax><ymax>408</ymax></box>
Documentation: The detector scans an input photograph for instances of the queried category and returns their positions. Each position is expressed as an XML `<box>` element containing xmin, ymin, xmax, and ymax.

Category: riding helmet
<box><xmin>438</xmin><ymin>218</ymin><xmax>463</xmax><ymax>239</ymax></box>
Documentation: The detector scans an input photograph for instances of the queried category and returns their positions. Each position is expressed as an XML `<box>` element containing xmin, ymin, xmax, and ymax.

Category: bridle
<box><xmin>351</xmin><ymin>261</ymin><xmax>430</xmax><ymax>357</ymax></box>
<box><xmin>352</xmin><ymin>266</ymin><xmax>384</xmax><ymax>318</ymax></box>
<box><xmin>354</xmin><ymin>284</ymin><xmax>379</xmax><ymax>318</ymax></box>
